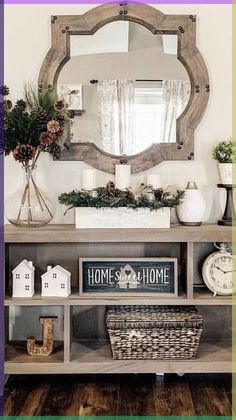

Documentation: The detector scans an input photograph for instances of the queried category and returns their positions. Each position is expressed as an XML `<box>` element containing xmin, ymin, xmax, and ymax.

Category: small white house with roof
<box><xmin>117</xmin><ymin>264</ymin><xmax>140</xmax><ymax>289</ymax></box>
<box><xmin>12</xmin><ymin>259</ymin><xmax>35</xmax><ymax>297</ymax></box>
<box><xmin>41</xmin><ymin>265</ymin><xmax>71</xmax><ymax>297</ymax></box>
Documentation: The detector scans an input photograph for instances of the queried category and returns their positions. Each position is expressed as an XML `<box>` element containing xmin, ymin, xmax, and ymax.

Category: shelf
<box><xmin>70</xmin><ymin>340</ymin><xmax>232</xmax><ymax>373</ymax></box>
<box><xmin>5</xmin><ymin>341</ymin><xmax>64</xmax><ymax>365</ymax></box>
<box><xmin>5</xmin><ymin>296</ymin><xmax>68</xmax><ymax>306</ymax></box>
<box><xmin>4</xmin><ymin>340</ymin><xmax>232</xmax><ymax>374</ymax></box>
<box><xmin>4</xmin><ymin>291</ymin><xmax>234</xmax><ymax>306</ymax></box>
<box><xmin>4</xmin><ymin>223</ymin><xmax>232</xmax><ymax>243</ymax></box>
<box><xmin>5</xmin><ymin>293</ymin><xmax>188</xmax><ymax>306</ymax></box>
<box><xmin>194</xmin><ymin>288</ymin><xmax>233</xmax><ymax>305</ymax></box>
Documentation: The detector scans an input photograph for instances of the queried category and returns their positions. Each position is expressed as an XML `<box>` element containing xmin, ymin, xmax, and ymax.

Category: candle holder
<box><xmin>217</xmin><ymin>184</ymin><xmax>236</xmax><ymax>226</ymax></box>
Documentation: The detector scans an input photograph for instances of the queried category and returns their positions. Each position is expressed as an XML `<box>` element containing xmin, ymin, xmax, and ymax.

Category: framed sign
<box><xmin>79</xmin><ymin>258</ymin><xmax>178</xmax><ymax>297</ymax></box>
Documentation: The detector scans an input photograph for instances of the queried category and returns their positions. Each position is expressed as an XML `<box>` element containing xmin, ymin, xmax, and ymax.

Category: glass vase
<box><xmin>6</xmin><ymin>165</ymin><xmax>55</xmax><ymax>227</ymax></box>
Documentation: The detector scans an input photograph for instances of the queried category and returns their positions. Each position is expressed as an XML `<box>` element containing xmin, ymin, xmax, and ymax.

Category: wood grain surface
<box><xmin>4</xmin><ymin>223</ymin><xmax>232</xmax><ymax>243</ymax></box>
<box><xmin>4</xmin><ymin>373</ymin><xmax>232</xmax><ymax>416</ymax></box>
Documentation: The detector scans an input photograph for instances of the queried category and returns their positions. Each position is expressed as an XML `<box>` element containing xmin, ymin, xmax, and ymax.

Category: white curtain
<box><xmin>160</xmin><ymin>80</ymin><xmax>191</xmax><ymax>143</ymax></box>
<box><xmin>97</xmin><ymin>79</ymin><xmax>135</xmax><ymax>155</ymax></box>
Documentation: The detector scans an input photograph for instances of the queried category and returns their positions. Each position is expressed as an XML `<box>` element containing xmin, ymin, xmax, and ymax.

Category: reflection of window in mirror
<box><xmin>133</xmin><ymin>82</ymin><xmax>163</xmax><ymax>154</ymax></box>
<box><xmin>133</xmin><ymin>80</ymin><xmax>190</xmax><ymax>153</ymax></box>
<box><xmin>58</xmin><ymin>21</ymin><xmax>190</xmax><ymax>156</ymax></box>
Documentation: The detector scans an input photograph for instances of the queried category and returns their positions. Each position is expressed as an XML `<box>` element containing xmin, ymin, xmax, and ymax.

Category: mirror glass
<box><xmin>58</xmin><ymin>21</ymin><xmax>190</xmax><ymax>156</ymax></box>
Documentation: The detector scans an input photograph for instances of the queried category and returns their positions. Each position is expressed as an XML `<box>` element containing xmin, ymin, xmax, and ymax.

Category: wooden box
<box><xmin>75</xmin><ymin>207</ymin><xmax>170</xmax><ymax>229</ymax></box>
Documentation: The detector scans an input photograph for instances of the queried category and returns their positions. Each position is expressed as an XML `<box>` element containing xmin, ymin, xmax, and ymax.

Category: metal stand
<box><xmin>217</xmin><ymin>184</ymin><xmax>236</xmax><ymax>226</ymax></box>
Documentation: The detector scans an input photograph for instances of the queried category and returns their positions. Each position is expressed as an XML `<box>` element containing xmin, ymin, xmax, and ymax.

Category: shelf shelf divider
<box><xmin>187</xmin><ymin>242</ymin><xmax>194</xmax><ymax>299</ymax></box>
<box><xmin>64</xmin><ymin>304</ymin><xmax>71</xmax><ymax>363</ymax></box>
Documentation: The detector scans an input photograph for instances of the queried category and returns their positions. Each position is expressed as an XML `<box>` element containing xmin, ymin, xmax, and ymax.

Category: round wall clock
<box><xmin>202</xmin><ymin>243</ymin><xmax>234</xmax><ymax>296</ymax></box>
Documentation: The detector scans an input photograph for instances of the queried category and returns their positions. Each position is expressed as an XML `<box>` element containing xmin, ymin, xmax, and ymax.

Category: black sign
<box><xmin>79</xmin><ymin>258</ymin><xmax>178</xmax><ymax>296</ymax></box>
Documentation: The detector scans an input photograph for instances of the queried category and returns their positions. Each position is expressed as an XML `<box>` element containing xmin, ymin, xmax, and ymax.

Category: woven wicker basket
<box><xmin>106</xmin><ymin>305</ymin><xmax>203</xmax><ymax>360</ymax></box>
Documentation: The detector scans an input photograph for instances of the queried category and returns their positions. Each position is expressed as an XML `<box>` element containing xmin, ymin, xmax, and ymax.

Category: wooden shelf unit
<box><xmin>4</xmin><ymin>224</ymin><xmax>232</xmax><ymax>375</ymax></box>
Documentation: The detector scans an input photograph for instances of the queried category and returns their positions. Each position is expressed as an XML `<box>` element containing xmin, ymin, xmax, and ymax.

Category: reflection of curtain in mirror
<box><xmin>97</xmin><ymin>80</ymin><xmax>135</xmax><ymax>155</ymax></box>
<box><xmin>160</xmin><ymin>80</ymin><xmax>191</xmax><ymax>143</ymax></box>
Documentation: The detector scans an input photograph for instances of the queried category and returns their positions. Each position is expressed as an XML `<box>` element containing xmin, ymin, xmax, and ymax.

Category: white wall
<box><xmin>4</xmin><ymin>4</ymin><xmax>232</xmax><ymax>223</ymax></box>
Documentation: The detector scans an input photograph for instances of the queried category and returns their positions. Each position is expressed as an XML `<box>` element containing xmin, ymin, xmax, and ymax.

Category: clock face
<box><xmin>202</xmin><ymin>251</ymin><xmax>234</xmax><ymax>295</ymax></box>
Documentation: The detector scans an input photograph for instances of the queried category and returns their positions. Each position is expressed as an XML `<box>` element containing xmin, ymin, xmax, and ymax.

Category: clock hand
<box><xmin>214</xmin><ymin>265</ymin><xmax>227</xmax><ymax>274</ymax></box>
<box><xmin>223</xmin><ymin>269</ymin><xmax>236</xmax><ymax>274</ymax></box>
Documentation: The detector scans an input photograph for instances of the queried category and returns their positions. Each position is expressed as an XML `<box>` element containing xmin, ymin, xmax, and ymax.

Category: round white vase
<box><xmin>218</xmin><ymin>163</ymin><xmax>232</xmax><ymax>185</ymax></box>
<box><xmin>177</xmin><ymin>182</ymin><xmax>206</xmax><ymax>226</ymax></box>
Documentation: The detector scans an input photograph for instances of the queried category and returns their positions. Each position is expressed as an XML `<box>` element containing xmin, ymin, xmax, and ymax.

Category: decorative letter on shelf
<box><xmin>27</xmin><ymin>316</ymin><xmax>58</xmax><ymax>356</ymax></box>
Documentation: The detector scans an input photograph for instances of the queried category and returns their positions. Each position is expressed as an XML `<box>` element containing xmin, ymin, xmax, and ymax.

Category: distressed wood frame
<box><xmin>79</xmin><ymin>257</ymin><xmax>178</xmax><ymax>298</ymax></box>
<box><xmin>38</xmin><ymin>3</ymin><xmax>210</xmax><ymax>174</ymax></box>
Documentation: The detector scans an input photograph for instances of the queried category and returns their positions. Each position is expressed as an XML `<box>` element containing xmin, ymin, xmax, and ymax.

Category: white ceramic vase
<box><xmin>218</xmin><ymin>163</ymin><xmax>232</xmax><ymax>185</ymax></box>
<box><xmin>177</xmin><ymin>182</ymin><xmax>206</xmax><ymax>226</ymax></box>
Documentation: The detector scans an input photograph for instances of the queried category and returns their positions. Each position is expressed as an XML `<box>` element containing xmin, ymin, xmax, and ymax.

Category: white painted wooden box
<box><xmin>75</xmin><ymin>207</ymin><xmax>170</xmax><ymax>229</ymax></box>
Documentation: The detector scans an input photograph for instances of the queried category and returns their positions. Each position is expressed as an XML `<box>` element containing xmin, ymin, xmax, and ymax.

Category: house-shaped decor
<box><xmin>41</xmin><ymin>265</ymin><xmax>71</xmax><ymax>297</ymax></box>
<box><xmin>118</xmin><ymin>264</ymin><xmax>140</xmax><ymax>289</ymax></box>
<box><xmin>12</xmin><ymin>259</ymin><xmax>35</xmax><ymax>297</ymax></box>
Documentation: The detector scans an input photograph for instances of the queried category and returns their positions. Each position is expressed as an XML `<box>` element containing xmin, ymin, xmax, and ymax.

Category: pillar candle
<box><xmin>115</xmin><ymin>165</ymin><xmax>131</xmax><ymax>190</ymax></box>
<box><xmin>82</xmin><ymin>169</ymin><xmax>97</xmax><ymax>190</ymax></box>
<box><xmin>147</xmin><ymin>174</ymin><xmax>162</xmax><ymax>189</ymax></box>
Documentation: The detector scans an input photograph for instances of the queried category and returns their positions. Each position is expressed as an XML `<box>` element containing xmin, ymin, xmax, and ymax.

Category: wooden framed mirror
<box><xmin>38</xmin><ymin>3</ymin><xmax>210</xmax><ymax>174</ymax></box>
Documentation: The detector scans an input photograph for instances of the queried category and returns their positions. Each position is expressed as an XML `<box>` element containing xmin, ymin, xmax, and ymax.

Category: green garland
<box><xmin>58</xmin><ymin>182</ymin><xmax>185</xmax><ymax>214</ymax></box>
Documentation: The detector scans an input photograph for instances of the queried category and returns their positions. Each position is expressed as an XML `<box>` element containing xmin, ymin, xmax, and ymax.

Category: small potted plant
<box><xmin>212</xmin><ymin>139</ymin><xmax>232</xmax><ymax>184</ymax></box>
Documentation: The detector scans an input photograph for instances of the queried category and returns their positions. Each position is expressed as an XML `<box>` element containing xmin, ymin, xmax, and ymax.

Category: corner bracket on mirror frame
<box><xmin>119</xmin><ymin>2</ymin><xmax>128</xmax><ymax>16</ymax></box>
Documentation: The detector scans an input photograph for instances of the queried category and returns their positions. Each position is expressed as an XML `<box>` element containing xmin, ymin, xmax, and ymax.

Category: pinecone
<box><xmin>15</xmin><ymin>99</ymin><xmax>26</xmax><ymax>111</ymax></box>
<box><xmin>48</xmin><ymin>142</ymin><xmax>61</xmax><ymax>160</ymax></box>
<box><xmin>34</xmin><ymin>108</ymin><xmax>48</xmax><ymax>131</ymax></box>
<box><xmin>13</xmin><ymin>144</ymin><xmax>36</xmax><ymax>163</ymax></box>
<box><xmin>154</xmin><ymin>188</ymin><xmax>164</xmax><ymax>202</ymax></box>
<box><xmin>67</xmin><ymin>110</ymin><xmax>75</xmax><ymax>119</ymax></box>
<box><xmin>47</xmin><ymin>119</ymin><xmax>61</xmax><ymax>134</ymax></box>
<box><xmin>54</xmin><ymin>100</ymin><xmax>65</xmax><ymax>111</ymax></box>
<box><xmin>54</xmin><ymin>114</ymin><xmax>65</xmax><ymax>125</ymax></box>
<box><xmin>126</xmin><ymin>189</ymin><xmax>135</xmax><ymax>200</ymax></box>
<box><xmin>4</xmin><ymin>100</ymin><xmax>12</xmax><ymax>111</ymax></box>
<box><xmin>105</xmin><ymin>181</ymin><xmax>119</xmax><ymax>197</ymax></box>
<box><xmin>0</xmin><ymin>85</ymin><xmax>10</xmax><ymax>96</ymax></box>
<box><xmin>39</xmin><ymin>131</ymin><xmax>54</xmax><ymax>146</ymax></box>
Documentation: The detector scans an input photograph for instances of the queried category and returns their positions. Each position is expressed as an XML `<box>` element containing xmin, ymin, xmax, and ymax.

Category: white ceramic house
<box><xmin>41</xmin><ymin>265</ymin><xmax>71</xmax><ymax>297</ymax></box>
<box><xmin>12</xmin><ymin>259</ymin><xmax>35</xmax><ymax>297</ymax></box>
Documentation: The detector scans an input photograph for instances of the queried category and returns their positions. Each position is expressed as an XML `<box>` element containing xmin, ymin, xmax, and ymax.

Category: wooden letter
<box><xmin>27</xmin><ymin>316</ymin><xmax>58</xmax><ymax>356</ymax></box>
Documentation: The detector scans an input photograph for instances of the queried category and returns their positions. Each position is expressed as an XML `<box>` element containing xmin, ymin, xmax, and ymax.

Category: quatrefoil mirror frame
<box><xmin>38</xmin><ymin>3</ymin><xmax>210</xmax><ymax>174</ymax></box>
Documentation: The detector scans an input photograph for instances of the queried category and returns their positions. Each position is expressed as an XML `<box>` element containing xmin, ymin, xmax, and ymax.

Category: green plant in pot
<box><xmin>2</xmin><ymin>85</ymin><xmax>74</xmax><ymax>227</ymax></box>
<box><xmin>212</xmin><ymin>139</ymin><xmax>232</xmax><ymax>185</ymax></box>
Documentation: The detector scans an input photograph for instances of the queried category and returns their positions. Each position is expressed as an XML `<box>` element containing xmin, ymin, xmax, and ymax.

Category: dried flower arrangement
<box><xmin>59</xmin><ymin>181</ymin><xmax>185</xmax><ymax>214</ymax></box>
